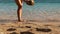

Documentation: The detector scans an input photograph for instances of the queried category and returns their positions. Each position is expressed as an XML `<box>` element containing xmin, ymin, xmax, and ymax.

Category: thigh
<box><xmin>15</xmin><ymin>0</ymin><xmax>23</xmax><ymax>6</ymax></box>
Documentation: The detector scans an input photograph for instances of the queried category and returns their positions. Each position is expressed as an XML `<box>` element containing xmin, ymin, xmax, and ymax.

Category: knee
<box><xmin>18</xmin><ymin>5</ymin><xmax>22</xmax><ymax>8</ymax></box>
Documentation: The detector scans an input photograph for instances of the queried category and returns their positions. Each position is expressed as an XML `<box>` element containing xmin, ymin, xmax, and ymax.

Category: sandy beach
<box><xmin>0</xmin><ymin>0</ymin><xmax>60</xmax><ymax>34</ymax></box>
<box><xmin>0</xmin><ymin>20</ymin><xmax>60</xmax><ymax>34</ymax></box>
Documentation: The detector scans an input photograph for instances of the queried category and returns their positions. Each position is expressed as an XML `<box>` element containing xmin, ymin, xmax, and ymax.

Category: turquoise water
<box><xmin>0</xmin><ymin>3</ymin><xmax>60</xmax><ymax>21</ymax></box>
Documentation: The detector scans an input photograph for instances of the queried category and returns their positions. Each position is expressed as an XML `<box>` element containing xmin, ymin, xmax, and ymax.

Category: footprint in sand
<box><xmin>25</xmin><ymin>26</ymin><xmax>31</xmax><ymax>28</ymax></box>
<box><xmin>10</xmin><ymin>32</ymin><xmax>18</xmax><ymax>34</ymax></box>
<box><xmin>36</xmin><ymin>28</ymin><xmax>52</xmax><ymax>32</ymax></box>
<box><xmin>7</xmin><ymin>28</ymin><xmax>16</xmax><ymax>31</ymax></box>
<box><xmin>20</xmin><ymin>31</ymin><xmax>34</xmax><ymax>34</ymax></box>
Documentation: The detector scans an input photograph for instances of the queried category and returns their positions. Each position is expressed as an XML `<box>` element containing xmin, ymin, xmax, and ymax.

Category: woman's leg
<box><xmin>15</xmin><ymin>0</ymin><xmax>23</xmax><ymax>22</ymax></box>
<box><xmin>17</xmin><ymin>6</ymin><xmax>22</xmax><ymax>22</ymax></box>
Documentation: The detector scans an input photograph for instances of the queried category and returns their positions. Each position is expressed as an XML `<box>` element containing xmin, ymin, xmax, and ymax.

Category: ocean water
<box><xmin>0</xmin><ymin>3</ymin><xmax>60</xmax><ymax>21</ymax></box>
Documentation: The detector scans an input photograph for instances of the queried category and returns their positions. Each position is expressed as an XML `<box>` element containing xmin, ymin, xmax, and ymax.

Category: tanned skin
<box><xmin>15</xmin><ymin>0</ymin><xmax>23</xmax><ymax>22</ymax></box>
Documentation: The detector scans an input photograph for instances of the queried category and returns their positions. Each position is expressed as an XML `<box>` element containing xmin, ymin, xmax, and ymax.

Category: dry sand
<box><xmin>0</xmin><ymin>20</ymin><xmax>60</xmax><ymax>34</ymax></box>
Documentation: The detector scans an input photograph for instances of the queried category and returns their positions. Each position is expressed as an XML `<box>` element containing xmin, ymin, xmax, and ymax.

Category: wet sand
<box><xmin>0</xmin><ymin>20</ymin><xmax>60</xmax><ymax>34</ymax></box>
